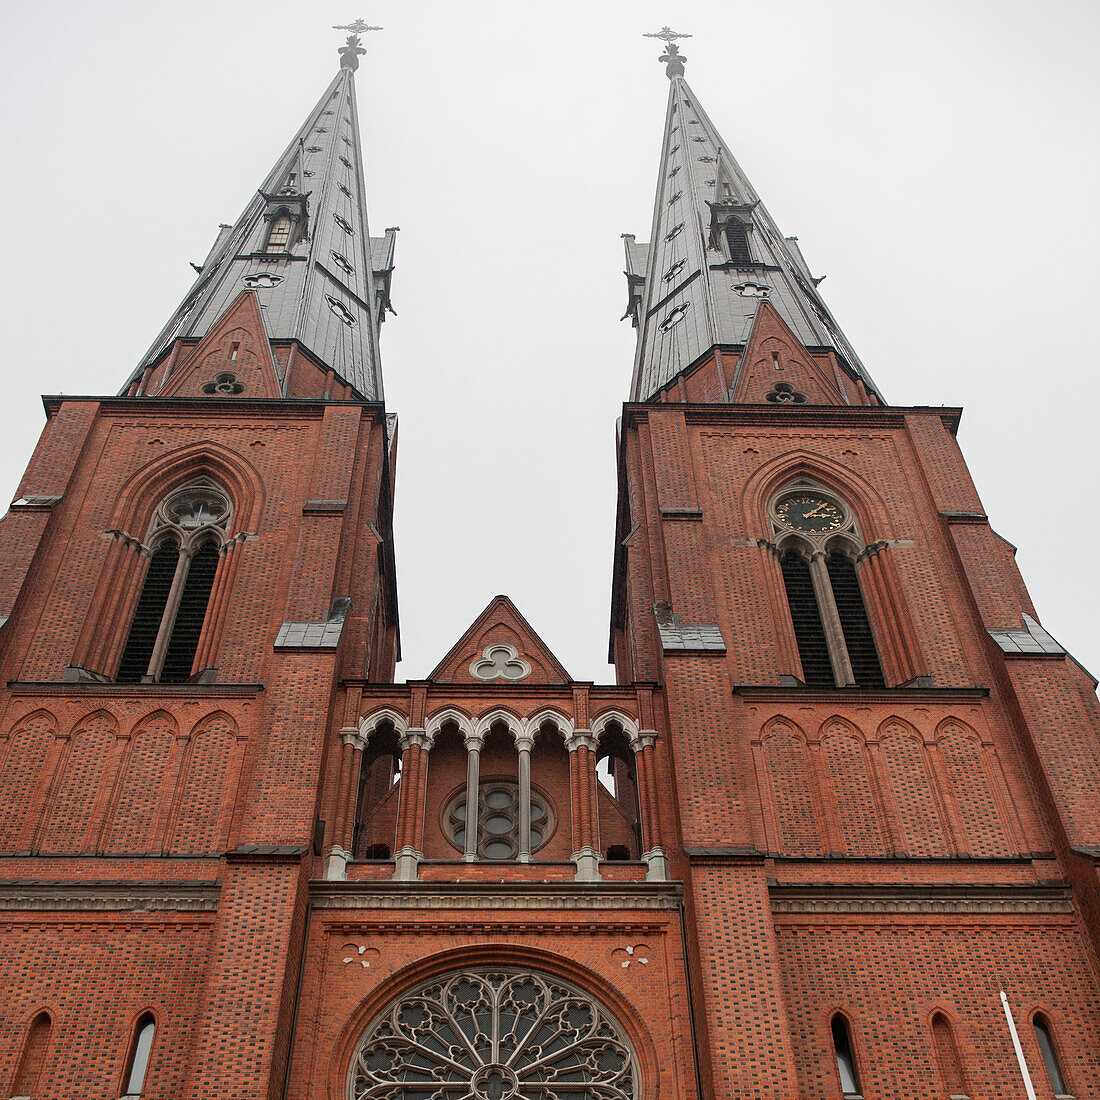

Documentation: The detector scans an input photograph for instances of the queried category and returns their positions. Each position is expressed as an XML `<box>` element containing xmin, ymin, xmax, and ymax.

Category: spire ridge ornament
<box><xmin>334</xmin><ymin>18</ymin><xmax>381</xmax><ymax>71</ymax></box>
<box><xmin>644</xmin><ymin>26</ymin><xmax>691</xmax><ymax>79</ymax></box>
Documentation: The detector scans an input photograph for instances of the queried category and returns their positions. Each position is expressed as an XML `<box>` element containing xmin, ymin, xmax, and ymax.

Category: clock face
<box><xmin>774</xmin><ymin>494</ymin><xmax>844</xmax><ymax>533</ymax></box>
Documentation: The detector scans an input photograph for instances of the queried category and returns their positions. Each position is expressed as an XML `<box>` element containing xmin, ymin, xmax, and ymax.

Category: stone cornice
<box><xmin>310</xmin><ymin>881</ymin><xmax>682</xmax><ymax>911</ymax></box>
<box><xmin>769</xmin><ymin>884</ymin><xmax>1074</xmax><ymax>917</ymax></box>
<box><xmin>0</xmin><ymin>880</ymin><xmax>220</xmax><ymax>912</ymax></box>
<box><xmin>7</xmin><ymin>681</ymin><xmax>264</xmax><ymax>698</ymax></box>
<box><xmin>621</xmin><ymin>403</ymin><xmax>963</xmax><ymax>435</ymax></box>
<box><xmin>731</xmin><ymin>685</ymin><xmax>989</xmax><ymax>702</ymax></box>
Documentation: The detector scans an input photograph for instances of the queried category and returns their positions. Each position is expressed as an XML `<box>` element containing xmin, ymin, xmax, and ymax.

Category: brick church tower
<box><xmin>2</xmin><ymin>25</ymin><xmax>1100</xmax><ymax>1100</ymax></box>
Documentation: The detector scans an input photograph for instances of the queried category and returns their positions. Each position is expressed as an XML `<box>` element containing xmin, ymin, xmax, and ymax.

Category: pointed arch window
<box><xmin>1033</xmin><ymin>1014</ymin><xmax>1070</xmax><ymax>1097</ymax></box>
<box><xmin>931</xmin><ymin>1012</ymin><xmax>968</xmax><ymax>1098</ymax></box>
<box><xmin>116</xmin><ymin>481</ymin><xmax>231</xmax><ymax>684</ymax></box>
<box><xmin>771</xmin><ymin>485</ymin><xmax>885</xmax><ymax>688</ymax></box>
<box><xmin>14</xmin><ymin>1010</ymin><xmax>53</xmax><ymax>1095</ymax></box>
<box><xmin>264</xmin><ymin>212</ymin><xmax>293</xmax><ymax>253</ymax></box>
<box><xmin>122</xmin><ymin>1013</ymin><xmax>156</xmax><ymax>1097</ymax></box>
<box><xmin>831</xmin><ymin>1014</ymin><xmax>862</xmax><ymax>1098</ymax></box>
<box><xmin>725</xmin><ymin>218</ymin><xmax>752</xmax><ymax>265</ymax></box>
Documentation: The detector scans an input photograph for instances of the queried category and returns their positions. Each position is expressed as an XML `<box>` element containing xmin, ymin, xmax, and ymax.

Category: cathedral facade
<box><xmin>1</xmin><ymin>28</ymin><xmax>1099</xmax><ymax>1100</ymax></box>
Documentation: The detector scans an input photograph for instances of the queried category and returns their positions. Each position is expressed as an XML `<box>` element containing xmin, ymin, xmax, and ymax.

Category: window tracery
<box><xmin>769</xmin><ymin>480</ymin><xmax>884</xmax><ymax>688</ymax></box>
<box><xmin>445</xmin><ymin>781</ymin><xmax>552</xmax><ymax>860</ymax></box>
<box><xmin>349</xmin><ymin>969</ymin><xmax>637</xmax><ymax>1100</ymax></box>
<box><xmin>116</xmin><ymin>480</ymin><xmax>231</xmax><ymax>684</ymax></box>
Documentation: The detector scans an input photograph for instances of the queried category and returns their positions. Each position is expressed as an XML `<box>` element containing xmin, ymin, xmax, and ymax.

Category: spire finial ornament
<box><xmin>643</xmin><ymin>26</ymin><xmax>692</xmax><ymax>79</ymax></box>
<box><xmin>333</xmin><ymin>18</ymin><xmax>382</xmax><ymax>71</ymax></box>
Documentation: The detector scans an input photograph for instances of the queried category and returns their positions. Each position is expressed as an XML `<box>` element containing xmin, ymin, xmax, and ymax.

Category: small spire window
<box><xmin>122</xmin><ymin>1013</ymin><xmax>156</xmax><ymax>1097</ymax></box>
<box><xmin>265</xmin><ymin>213</ymin><xmax>293</xmax><ymax>253</ymax></box>
<box><xmin>725</xmin><ymin>219</ymin><xmax>752</xmax><ymax>265</ymax></box>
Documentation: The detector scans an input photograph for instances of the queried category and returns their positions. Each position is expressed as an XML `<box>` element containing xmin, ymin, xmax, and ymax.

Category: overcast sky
<box><xmin>2</xmin><ymin>1</ymin><xmax>1098</xmax><ymax>687</ymax></box>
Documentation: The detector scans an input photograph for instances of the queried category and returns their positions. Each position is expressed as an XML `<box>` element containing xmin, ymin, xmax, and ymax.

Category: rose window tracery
<box><xmin>349</xmin><ymin>969</ymin><xmax>637</xmax><ymax>1100</ymax></box>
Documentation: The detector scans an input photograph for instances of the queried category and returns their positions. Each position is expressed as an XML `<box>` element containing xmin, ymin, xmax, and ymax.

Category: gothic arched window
<box><xmin>771</xmin><ymin>484</ymin><xmax>885</xmax><ymax>688</ymax></box>
<box><xmin>122</xmin><ymin>1013</ymin><xmax>156</xmax><ymax>1097</ymax></box>
<box><xmin>265</xmin><ymin>211</ymin><xmax>293</xmax><ymax>253</ymax></box>
<box><xmin>930</xmin><ymin>1012</ymin><xmax>967</xmax><ymax>1098</ymax></box>
<box><xmin>725</xmin><ymin>219</ymin><xmax>752</xmax><ymax>265</ymax></box>
<box><xmin>1033</xmin><ymin>1014</ymin><xmax>1069</xmax><ymax>1096</ymax></box>
<box><xmin>116</xmin><ymin>481</ymin><xmax>231</xmax><ymax>684</ymax></box>
<box><xmin>13</xmin><ymin>1010</ymin><xmax>52</xmax><ymax>1096</ymax></box>
<box><xmin>830</xmin><ymin>1013</ymin><xmax>862</xmax><ymax>1098</ymax></box>
<box><xmin>349</xmin><ymin>969</ymin><xmax>637</xmax><ymax>1100</ymax></box>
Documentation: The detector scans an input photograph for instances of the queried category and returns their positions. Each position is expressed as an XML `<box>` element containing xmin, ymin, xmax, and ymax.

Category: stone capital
<box><xmin>400</xmin><ymin>727</ymin><xmax>433</xmax><ymax>752</ymax></box>
<box><xmin>463</xmin><ymin>732</ymin><xmax>486</xmax><ymax>752</ymax></box>
<box><xmin>340</xmin><ymin>728</ymin><xmax>367</xmax><ymax>752</ymax></box>
<box><xmin>565</xmin><ymin>729</ymin><xmax>598</xmax><ymax>753</ymax></box>
<box><xmin>630</xmin><ymin>729</ymin><xmax>658</xmax><ymax>752</ymax></box>
<box><xmin>514</xmin><ymin>733</ymin><xmax>536</xmax><ymax>753</ymax></box>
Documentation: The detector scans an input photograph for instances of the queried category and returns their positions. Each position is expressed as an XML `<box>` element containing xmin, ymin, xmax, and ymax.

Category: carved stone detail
<box><xmin>0</xmin><ymin>881</ymin><xmax>220</xmax><ymax>912</ymax></box>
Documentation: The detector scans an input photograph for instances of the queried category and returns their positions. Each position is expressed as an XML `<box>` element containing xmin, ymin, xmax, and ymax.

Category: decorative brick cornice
<box><xmin>310</xmin><ymin>881</ymin><xmax>682</xmax><ymax>911</ymax></box>
<box><xmin>769</xmin><ymin>884</ymin><xmax>1074</xmax><ymax>917</ymax></box>
<box><xmin>0</xmin><ymin>880</ymin><xmax>220</xmax><ymax>912</ymax></box>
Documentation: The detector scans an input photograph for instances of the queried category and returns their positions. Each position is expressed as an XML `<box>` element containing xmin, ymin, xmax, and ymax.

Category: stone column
<box><xmin>515</xmin><ymin>730</ymin><xmax>536</xmax><ymax>862</ymax></box>
<box><xmin>462</xmin><ymin>731</ymin><xmax>484</xmax><ymax>862</ymax></box>
<box><xmin>392</xmin><ymin>728</ymin><xmax>433</xmax><ymax>881</ymax></box>
<box><xmin>630</xmin><ymin>729</ymin><xmax>669</xmax><ymax>881</ymax></box>
<box><xmin>145</xmin><ymin>545</ymin><xmax>193</xmax><ymax>682</ymax></box>
<box><xmin>809</xmin><ymin>551</ymin><xmax>855</xmax><ymax>687</ymax></box>
<box><xmin>325</xmin><ymin>727</ymin><xmax>366</xmax><ymax>881</ymax></box>
<box><xmin>566</xmin><ymin>729</ymin><xmax>600</xmax><ymax>881</ymax></box>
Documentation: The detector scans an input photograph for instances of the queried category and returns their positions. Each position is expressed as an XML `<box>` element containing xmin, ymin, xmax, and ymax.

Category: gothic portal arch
<box><xmin>346</xmin><ymin>966</ymin><xmax>639</xmax><ymax>1100</ymax></box>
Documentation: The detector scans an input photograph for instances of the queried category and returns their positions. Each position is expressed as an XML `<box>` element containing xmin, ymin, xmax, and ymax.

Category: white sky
<box><xmin>1</xmin><ymin>1</ymin><xmax>1098</xmax><ymax>687</ymax></box>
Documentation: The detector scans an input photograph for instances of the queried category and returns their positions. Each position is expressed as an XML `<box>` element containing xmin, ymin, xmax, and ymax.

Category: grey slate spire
<box><xmin>131</xmin><ymin>34</ymin><xmax>394</xmax><ymax>401</ymax></box>
<box><xmin>624</xmin><ymin>36</ymin><xmax>880</xmax><ymax>404</ymax></box>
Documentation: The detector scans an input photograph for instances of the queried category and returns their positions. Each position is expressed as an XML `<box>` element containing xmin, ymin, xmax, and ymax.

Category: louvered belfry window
<box><xmin>116</xmin><ymin>481</ymin><xmax>231</xmax><ymax>684</ymax></box>
<box><xmin>117</xmin><ymin>541</ymin><xmax>181</xmax><ymax>683</ymax></box>
<box><xmin>780</xmin><ymin>550</ymin><xmax>834</xmax><ymax>687</ymax></box>
<box><xmin>827</xmin><ymin>551</ymin><xmax>885</xmax><ymax>687</ymax></box>
<box><xmin>160</xmin><ymin>541</ymin><xmax>220</xmax><ymax>683</ymax></box>
<box><xmin>772</xmin><ymin>483</ymin><xmax>895</xmax><ymax>689</ymax></box>
<box><xmin>725</xmin><ymin>219</ymin><xmax>752</xmax><ymax>265</ymax></box>
<box><xmin>265</xmin><ymin>213</ymin><xmax>293</xmax><ymax>252</ymax></box>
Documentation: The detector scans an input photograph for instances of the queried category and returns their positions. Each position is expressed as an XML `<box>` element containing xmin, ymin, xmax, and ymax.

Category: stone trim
<box><xmin>0</xmin><ymin>880</ymin><xmax>220</xmax><ymax>912</ymax></box>
<box><xmin>769</xmin><ymin>884</ymin><xmax>1074</xmax><ymax>916</ymax></box>
<box><xmin>311</xmin><ymin>881</ymin><xmax>682</xmax><ymax>911</ymax></box>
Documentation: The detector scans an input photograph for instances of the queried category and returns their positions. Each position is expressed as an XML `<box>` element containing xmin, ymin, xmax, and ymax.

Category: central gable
<box><xmin>429</xmin><ymin>595</ymin><xmax>571</xmax><ymax>685</ymax></box>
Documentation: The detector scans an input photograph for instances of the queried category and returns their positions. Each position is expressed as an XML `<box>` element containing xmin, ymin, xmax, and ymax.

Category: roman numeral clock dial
<box><xmin>774</xmin><ymin>494</ymin><xmax>845</xmax><ymax>533</ymax></box>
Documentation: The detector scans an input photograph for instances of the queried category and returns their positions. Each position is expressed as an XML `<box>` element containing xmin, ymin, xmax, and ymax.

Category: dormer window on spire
<box><xmin>265</xmin><ymin>212</ymin><xmax>294</xmax><ymax>253</ymax></box>
<box><xmin>725</xmin><ymin>220</ymin><xmax>752</xmax><ymax>265</ymax></box>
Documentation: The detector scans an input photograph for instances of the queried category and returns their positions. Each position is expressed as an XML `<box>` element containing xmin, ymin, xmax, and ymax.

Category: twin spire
<box><xmin>130</xmin><ymin>24</ymin><xmax>394</xmax><ymax>401</ymax></box>
<box><xmin>130</xmin><ymin>25</ymin><xmax>878</xmax><ymax>409</ymax></box>
<box><xmin>624</xmin><ymin>28</ymin><xmax>881</xmax><ymax>405</ymax></box>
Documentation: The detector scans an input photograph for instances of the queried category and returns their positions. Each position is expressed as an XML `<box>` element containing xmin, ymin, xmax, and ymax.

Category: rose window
<box><xmin>446</xmin><ymin>782</ymin><xmax>551</xmax><ymax>860</ymax></box>
<box><xmin>349</xmin><ymin>969</ymin><xmax>637</xmax><ymax>1100</ymax></box>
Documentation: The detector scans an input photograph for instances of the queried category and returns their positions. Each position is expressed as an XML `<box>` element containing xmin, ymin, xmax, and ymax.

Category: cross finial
<box><xmin>644</xmin><ymin>26</ymin><xmax>691</xmax><ymax>79</ymax></box>
<box><xmin>334</xmin><ymin>18</ymin><xmax>382</xmax><ymax>71</ymax></box>
<box><xmin>334</xmin><ymin>18</ymin><xmax>382</xmax><ymax>34</ymax></box>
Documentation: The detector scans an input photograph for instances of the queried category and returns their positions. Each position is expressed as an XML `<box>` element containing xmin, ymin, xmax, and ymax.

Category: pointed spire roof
<box><xmin>624</xmin><ymin>39</ymin><xmax>881</xmax><ymax>404</ymax></box>
<box><xmin>131</xmin><ymin>37</ymin><xmax>394</xmax><ymax>400</ymax></box>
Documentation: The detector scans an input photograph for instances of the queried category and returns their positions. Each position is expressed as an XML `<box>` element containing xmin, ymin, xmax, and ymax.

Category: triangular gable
<box><xmin>428</xmin><ymin>595</ymin><xmax>571</xmax><ymax>685</ymax></box>
<box><xmin>729</xmin><ymin>300</ymin><xmax>847</xmax><ymax>406</ymax></box>
<box><xmin>156</xmin><ymin>290</ymin><xmax>281</xmax><ymax>399</ymax></box>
